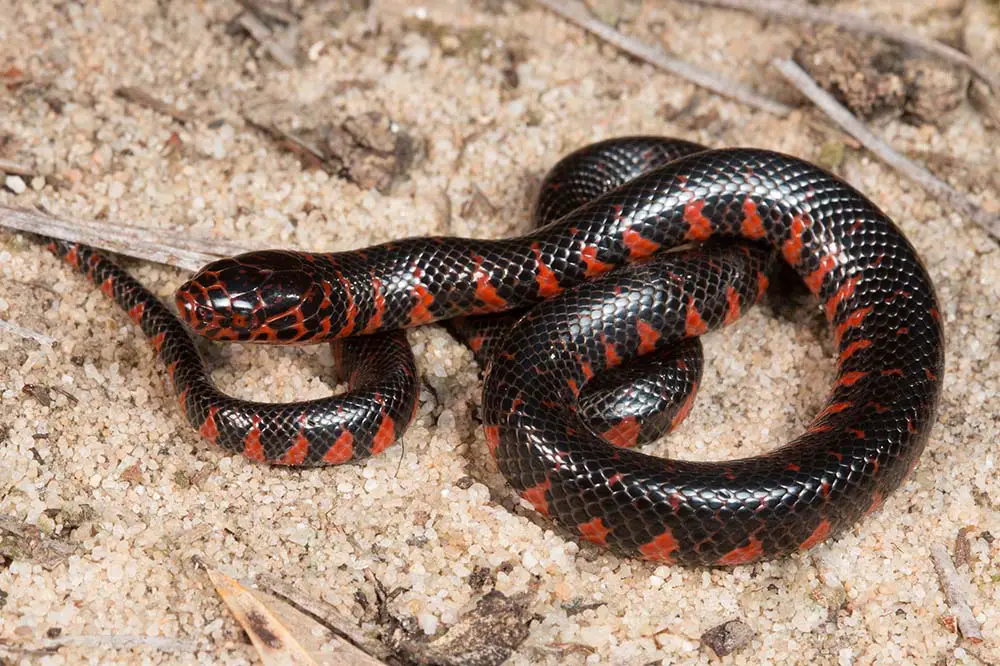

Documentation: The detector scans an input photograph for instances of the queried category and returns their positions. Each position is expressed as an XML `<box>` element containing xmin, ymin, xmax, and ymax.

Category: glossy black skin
<box><xmin>169</xmin><ymin>137</ymin><xmax>943</xmax><ymax>564</ymax></box>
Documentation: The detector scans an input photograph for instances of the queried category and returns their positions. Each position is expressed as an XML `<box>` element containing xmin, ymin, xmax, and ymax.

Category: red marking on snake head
<box><xmin>717</xmin><ymin>537</ymin><xmax>764</xmax><ymax>565</ymax></box>
<box><xmin>578</xmin><ymin>517</ymin><xmax>611</xmax><ymax>546</ymax></box>
<box><xmin>323</xmin><ymin>429</ymin><xmax>355</xmax><ymax>464</ymax></box>
<box><xmin>799</xmin><ymin>519</ymin><xmax>831</xmax><ymax>551</ymax></box>
<box><xmin>639</xmin><ymin>529</ymin><xmax>679</xmax><ymax>563</ymax></box>
<box><xmin>521</xmin><ymin>478</ymin><xmax>552</xmax><ymax>517</ymax></box>
<box><xmin>176</xmin><ymin>251</ymin><xmax>323</xmax><ymax>343</ymax></box>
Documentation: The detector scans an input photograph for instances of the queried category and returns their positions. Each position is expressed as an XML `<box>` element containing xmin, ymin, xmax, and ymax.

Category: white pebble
<box><xmin>5</xmin><ymin>175</ymin><xmax>26</xmax><ymax>194</ymax></box>
<box><xmin>108</xmin><ymin>181</ymin><xmax>125</xmax><ymax>198</ymax></box>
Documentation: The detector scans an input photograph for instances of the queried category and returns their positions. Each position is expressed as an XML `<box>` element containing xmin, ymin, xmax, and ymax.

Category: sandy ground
<box><xmin>1</xmin><ymin>1</ymin><xmax>999</xmax><ymax>664</ymax></box>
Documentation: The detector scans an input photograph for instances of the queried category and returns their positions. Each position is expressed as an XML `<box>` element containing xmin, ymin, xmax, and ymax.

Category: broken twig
<box><xmin>774</xmin><ymin>59</ymin><xmax>1000</xmax><ymax>241</ymax></box>
<box><xmin>533</xmin><ymin>0</ymin><xmax>792</xmax><ymax>117</ymax></box>
<box><xmin>685</xmin><ymin>0</ymin><xmax>1000</xmax><ymax>92</ymax></box>
<box><xmin>115</xmin><ymin>87</ymin><xmax>194</xmax><ymax>124</ymax></box>
<box><xmin>929</xmin><ymin>543</ymin><xmax>984</xmax><ymax>643</ymax></box>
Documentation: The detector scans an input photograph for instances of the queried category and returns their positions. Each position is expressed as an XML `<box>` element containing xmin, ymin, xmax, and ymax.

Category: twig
<box><xmin>0</xmin><ymin>318</ymin><xmax>56</xmax><ymax>346</ymax></box>
<box><xmin>774</xmin><ymin>59</ymin><xmax>1000</xmax><ymax>241</ymax></box>
<box><xmin>0</xmin><ymin>205</ymin><xmax>273</xmax><ymax>272</ymax></box>
<box><xmin>929</xmin><ymin>543</ymin><xmax>985</xmax><ymax>644</ymax></box>
<box><xmin>234</xmin><ymin>10</ymin><xmax>298</xmax><ymax>68</ymax></box>
<box><xmin>0</xmin><ymin>158</ymin><xmax>34</xmax><ymax>177</ymax></box>
<box><xmin>684</xmin><ymin>0</ymin><xmax>1000</xmax><ymax>92</ymax></box>
<box><xmin>532</xmin><ymin>0</ymin><xmax>793</xmax><ymax>117</ymax></box>
<box><xmin>115</xmin><ymin>87</ymin><xmax>194</xmax><ymax>124</ymax></box>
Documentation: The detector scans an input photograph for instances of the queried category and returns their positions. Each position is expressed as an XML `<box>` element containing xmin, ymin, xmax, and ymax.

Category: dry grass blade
<box><xmin>929</xmin><ymin>544</ymin><xmax>985</xmax><ymax>643</ymax></box>
<box><xmin>0</xmin><ymin>318</ymin><xmax>56</xmax><ymax>345</ymax></box>
<box><xmin>685</xmin><ymin>0</ymin><xmax>1000</xmax><ymax>92</ymax></box>
<box><xmin>773</xmin><ymin>59</ymin><xmax>1000</xmax><ymax>241</ymax></box>
<box><xmin>115</xmin><ymin>87</ymin><xmax>194</xmax><ymax>124</ymax></box>
<box><xmin>533</xmin><ymin>0</ymin><xmax>793</xmax><ymax>117</ymax></box>
<box><xmin>207</xmin><ymin>567</ymin><xmax>389</xmax><ymax>666</ymax></box>
<box><xmin>0</xmin><ymin>205</ymin><xmax>271</xmax><ymax>272</ymax></box>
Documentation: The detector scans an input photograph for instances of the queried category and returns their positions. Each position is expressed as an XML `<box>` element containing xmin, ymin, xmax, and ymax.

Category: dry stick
<box><xmin>0</xmin><ymin>318</ymin><xmax>56</xmax><ymax>346</ymax></box>
<box><xmin>929</xmin><ymin>543</ymin><xmax>985</xmax><ymax>643</ymax></box>
<box><xmin>0</xmin><ymin>158</ymin><xmax>35</xmax><ymax>177</ymax></box>
<box><xmin>774</xmin><ymin>59</ymin><xmax>1000</xmax><ymax>241</ymax></box>
<box><xmin>532</xmin><ymin>0</ymin><xmax>793</xmax><ymax>117</ymax></box>
<box><xmin>685</xmin><ymin>0</ymin><xmax>1000</xmax><ymax>92</ymax></box>
<box><xmin>115</xmin><ymin>87</ymin><xmax>194</xmax><ymax>124</ymax></box>
<box><xmin>0</xmin><ymin>205</ymin><xmax>267</xmax><ymax>272</ymax></box>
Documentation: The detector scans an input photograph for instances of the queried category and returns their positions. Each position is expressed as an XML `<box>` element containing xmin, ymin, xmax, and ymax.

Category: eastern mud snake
<box><xmin>46</xmin><ymin>137</ymin><xmax>944</xmax><ymax>566</ymax></box>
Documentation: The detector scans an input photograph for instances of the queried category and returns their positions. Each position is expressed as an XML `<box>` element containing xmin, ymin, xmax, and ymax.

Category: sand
<box><xmin>1</xmin><ymin>1</ymin><xmax>998</xmax><ymax>664</ymax></box>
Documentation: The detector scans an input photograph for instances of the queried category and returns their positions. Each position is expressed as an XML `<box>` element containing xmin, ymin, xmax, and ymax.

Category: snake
<box><xmin>47</xmin><ymin>137</ymin><xmax>944</xmax><ymax>566</ymax></box>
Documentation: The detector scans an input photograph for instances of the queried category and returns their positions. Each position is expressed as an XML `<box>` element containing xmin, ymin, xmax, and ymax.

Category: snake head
<box><xmin>176</xmin><ymin>251</ymin><xmax>321</xmax><ymax>343</ymax></box>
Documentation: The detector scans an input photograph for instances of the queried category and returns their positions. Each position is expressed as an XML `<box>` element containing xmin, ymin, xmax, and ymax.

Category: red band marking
<box><xmin>242</xmin><ymin>416</ymin><xmax>266</xmax><ymax>462</ymax></box>
<box><xmin>838</xmin><ymin>339</ymin><xmax>872</xmax><ymax>364</ymax></box>
<box><xmin>580</xmin><ymin>244</ymin><xmax>613</xmax><ymax>277</ymax></box>
<box><xmin>724</xmin><ymin>286</ymin><xmax>741</xmax><ymax>325</ymax></box>
<box><xmin>370</xmin><ymin>412</ymin><xmax>397</xmax><ymax>455</ymax></box>
<box><xmin>408</xmin><ymin>284</ymin><xmax>435</xmax><ymax>325</ymax></box>
<box><xmin>277</xmin><ymin>432</ymin><xmax>310</xmax><ymax>465</ymax></box>
<box><xmin>530</xmin><ymin>243</ymin><xmax>563</xmax><ymax>297</ymax></box>
<box><xmin>473</xmin><ymin>255</ymin><xmax>508</xmax><ymax>309</ymax></box>
<box><xmin>521</xmin><ymin>478</ymin><xmax>552</xmax><ymax>517</ymax></box>
<box><xmin>639</xmin><ymin>529</ymin><xmax>679</xmax><ymax>563</ymax></box>
<box><xmin>128</xmin><ymin>302</ymin><xmax>145</xmax><ymax>325</ymax></box>
<box><xmin>602</xmin><ymin>335</ymin><xmax>622</xmax><ymax>367</ymax></box>
<box><xmin>150</xmin><ymin>332</ymin><xmax>166</xmax><ymax>353</ymax></box>
<box><xmin>685</xmin><ymin>297</ymin><xmax>708</xmax><ymax>336</ymax></box>
<box><xmin>578</xmin><ymin>517</ymin><xmax>611</xmax><ymax>546</ymax></box>
<box><xmin>798</xmin><ymin>519</ymin><xmax>831</xmax><ymax>551</ymax></box>
<box><xmin>337</xmin><ymin>274</ymin><xmax>357</xmax><ymax>337</ymax></box>
<box><xmin>683</xmin><ymin>199</ymin><xmax>712</xmax><ymax>241</ymax></box>
<box><xmin>717</xmin><ymin>536</ymin><xmax>764</xmax><ymax>565</ymax></box>
<box><xmin>782</xmin><ymin>214</ymin><xmax>810</xmax><ymax>266</ymax></box>
<box><xmin>817</xmin><ymin>401</ymin><xmax>852</xmax><ymax>419</ymax></box>
<box><xmin>825</xmin><ymin>275</ymin><xmax>860</xmax><ymax>321</ymax></box>
<box><xmin>636</xmin><ymin>321</ymin><xmax>660</xmax><ymax>355</ymax></box>
<box><xmin>756</xmin><ymin>272</ymin><xmax>769</xmax><ymax>302</ymax></box>
<box><xmin>360</xmin><ymin>276</ymin><xmax>386</xmax><ymax>334</ymax></box>
<box><xmin>835</xmin><ymin>371</ymin><xmax>868</xmax><ymax>387</ymax></box>
<box><xmin>622</xmin><ymin>228</ymin><xmax>660</xmax><ymax>259</ymax></box>
<box><xmin>323</xmin><ymin>430</ymin><xmax>355</xmax><ymax>464</ymax></box>
<box><xmin>484</xmin><ymin>425</ymin><xmax>501</xmax><ymax>455</ymax></box>
<box><xmin>670</xmin><ymin>381</ymin><xmax>698</xmax><ymax>431</ymax></box>
<box><xmin>740</xmin><ymin>199</ymin><xmax>766</xmax><ymax>239</ymax></box>
<box><xmin>804</xmin><ymin>255</ymin><xmax>836</xmax><ymax>295</ymax></box>
<box><xmin>602</xmin><ymin>417</ymin><xmax>640</xmax><ymax>448</ymax></box>
<box><xmin>834</xmin><ymin>306</ymin><xmax>874</xmax><ymax>347</ymax></box>
<box><xmin>199</xmin><ymin>406</ymin><xmax>219</xmax><ymax>444</ymax></box>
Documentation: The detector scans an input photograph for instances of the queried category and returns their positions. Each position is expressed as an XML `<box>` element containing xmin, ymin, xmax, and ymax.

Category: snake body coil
<box><xmin>50</xmin><ymin>137</ymin><xmax>944</xmax><ymax>565</ymax></box>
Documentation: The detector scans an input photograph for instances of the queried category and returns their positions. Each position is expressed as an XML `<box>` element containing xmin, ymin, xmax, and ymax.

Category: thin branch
<box><xmin>0</xmin><ymin>158</ymin><xmax>35</xmax><ymax>177</ymax></box>
<box><xmin>930</xmin><ymin>543</ymin><xmax>985</xmax><ymax>644</ymax></box>
<box><xmin>774</xmin><ymin>59</ymin><xmax>1000</xmax><ymax>241</ymax></box>
<box><xmin>0</xmin><ymin>318</ymin><xmax>56</xmax><ymax>346</ymax></box>
<box><xmin>684</xmin><ymin>0</ymin><xmax>1000</xmax><ymax>92</ymax></box>
<box><xmin>532</xmin><ymin>0</ymin><xmax>793</xmax><ymax>117</ymax></box>
<box><xmin>0</xmin><ymin>205</ymin><xmax>273</xmax><ymax>272</ymax></box>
